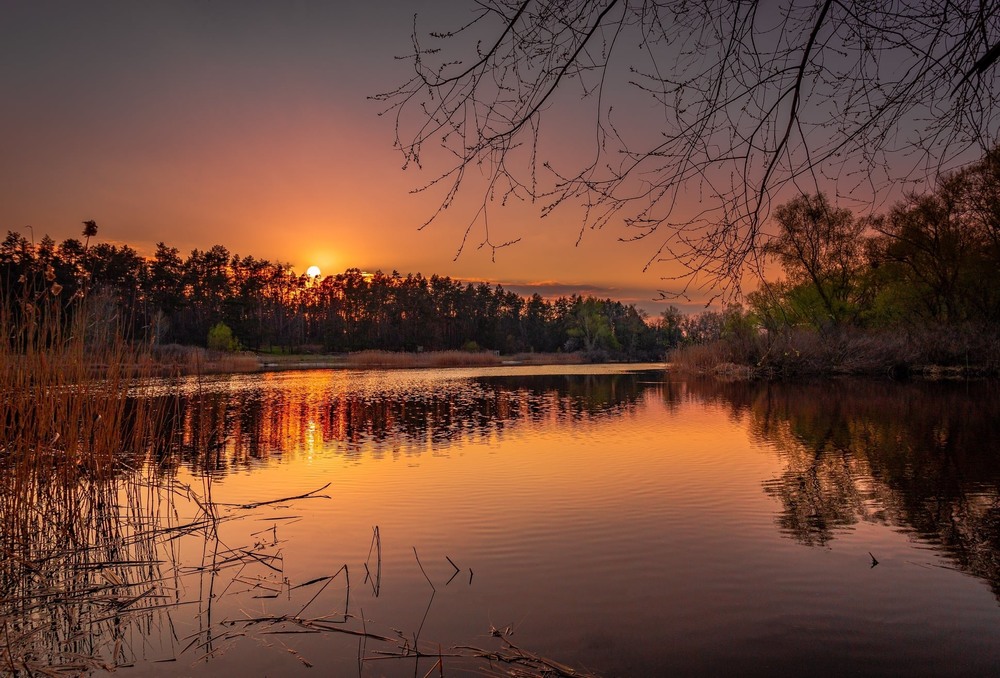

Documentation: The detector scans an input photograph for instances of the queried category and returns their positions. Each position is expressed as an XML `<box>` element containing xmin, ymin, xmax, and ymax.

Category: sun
<box><xmin>306</xmin><ymin>265</ymin><xmax>321</xmax><ymax>278</ymax></box>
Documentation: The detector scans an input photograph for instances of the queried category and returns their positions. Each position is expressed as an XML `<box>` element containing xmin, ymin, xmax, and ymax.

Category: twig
<box><xmin>412</xmin><ymin>547</ymin><xmax>435</xmax><ymax>592</ymax></box>
<box><xmin>365</xmin><ymin>526</ymin><xmax>382</xmax><ymax>596</ymax></box>
<box><xmin>295</xmin><ymin>564</ymin><xmax>348</xmax><ymax>618</ymax></box>
<box><xmin>215</xmin><ymin>483</ymin><xmax>332</xmax><ymax>509</ymax></box>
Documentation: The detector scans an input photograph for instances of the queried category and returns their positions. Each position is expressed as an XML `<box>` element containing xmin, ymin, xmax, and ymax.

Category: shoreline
<box><xmin>668</xmin><ymin>361</ymin><xmax>998</xmax><ymax>381</ymax></box>
<box><xmin>149</xmin><ymin>348</ymin><xmax>624</xmax><ymax>376</ymax></box>
<box><xmin>258</xmin><ymin>350</ymin><xmax>594</xmax><ymax>371</ymax></box>
<box><xmin>144</xmin><ymin>348</ymin><xmax>996</xmax><ymax>381</ymax></box>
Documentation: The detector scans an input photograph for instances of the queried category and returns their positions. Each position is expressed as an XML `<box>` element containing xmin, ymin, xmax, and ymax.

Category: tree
<box><xmin>764</xmin><ymin>194</ymin><xmax>866</xmax><ymax>326</ymax></box>
<box><xmin>567</xmin><ymin>297</ymin><xmax>619</xmax><ymax>353</ymax></box>
<box><xmin>868</xmin><ymin>161</ymin><xmax>1000</xmax><ymax>324</ymax></box>
<box><xmin>378</xmin><ymin>0</ymin><xmax>1000</xmax><ymax>292</ymax></box>
<box><xmin>657</xmin><ymin>306</ymin><xmax>684</xmax><ymax>350</ymax></box>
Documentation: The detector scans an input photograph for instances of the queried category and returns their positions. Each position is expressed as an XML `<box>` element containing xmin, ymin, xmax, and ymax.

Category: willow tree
<box><xmin>376</xmin><ymin>0</ymin><xmax>1000</xmax><ymax>296</ymax></box>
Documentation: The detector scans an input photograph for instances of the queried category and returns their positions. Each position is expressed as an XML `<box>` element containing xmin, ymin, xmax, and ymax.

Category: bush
<box><xmin>207</xmin><ymin>322</ymin><xmax>239</xmax><ymax>352</ymax></box>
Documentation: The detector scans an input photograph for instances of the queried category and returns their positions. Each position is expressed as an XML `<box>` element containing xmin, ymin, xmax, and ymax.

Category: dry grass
<box><xmin>0</xmin><ymin>293</ymin><xmax>180</xmax><ymax>672</ymax></box>
<box><xmin>670</xmin><ymin>324</ymin><xmax>1000</xmax><ymax>378</ymax></box>
<box><xmin>0</xmin><ymin>297</ymin><xmax>161</xmax><ymax>475</ymax></box>
<box><xmin>506</xmin><ymin>351</ymin><xmax>587</xmax><ymax>365</ymax></box>
<box><xmin>346</xmin><ymin>350</ymin><xmax>593</xmax><ymax>369</ymax></box>
<box><xmin>150</xmin><ymin>343</ymin><xmax>261</xmax><ymax>375</ymax></box>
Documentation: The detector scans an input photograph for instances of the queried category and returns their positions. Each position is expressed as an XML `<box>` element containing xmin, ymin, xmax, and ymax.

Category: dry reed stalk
<box><xmin>0</xmin><ymin>294</ymin><xmax>599</xmax><ymax>677</ymax></box>
<box><xmin>458</xmin><ymin>636</ymin><xmax>602</xmax><ymax>677</ymax></box>
<box><xmin>0</xmin><ymin>290</ymin><xmax>195</xmax><ymax>672</ymax></box>
<box><xmin>364</xmin><ymin>525</ymin><xmax>382</xmax><ymax>596</ymax></box>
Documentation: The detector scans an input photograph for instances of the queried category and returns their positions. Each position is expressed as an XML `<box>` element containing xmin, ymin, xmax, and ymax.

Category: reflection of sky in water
<box><xmin>40</xmin><ymin>370</ymin><xmax>1000</xmax><ymax>677</ymax></box>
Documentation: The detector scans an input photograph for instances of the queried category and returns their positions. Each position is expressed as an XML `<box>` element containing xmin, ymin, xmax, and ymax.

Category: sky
<box><xmin>1</xmin><ymin>1</ymin><xmax>720</xmax><ymax>314</ymax></box>
<box><xmin>9</xmin><ymin>1</ymin><xmax>979</xmax><ymax>316</ymax></box>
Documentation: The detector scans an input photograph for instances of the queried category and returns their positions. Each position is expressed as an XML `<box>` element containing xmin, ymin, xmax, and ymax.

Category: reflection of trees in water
<box><xmin>688</xmin><ymin>378</ymin><xmax>1000</xmax><ymax>596</ymax></box>
<box><xmin>148</xmin><ymin>371</ymin><xmax>670</xmax><ymax>474</ymax></box>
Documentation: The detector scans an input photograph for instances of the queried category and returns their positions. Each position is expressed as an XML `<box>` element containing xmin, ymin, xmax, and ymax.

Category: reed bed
<box><xmin>0</xmin><ymin>292</ymin><xmax>183</xmax><ymax>673</ymax></box>
<box><xmin>0</xmin><ymin>293</ymin><xmax>167</xmax><ymax>482</ymax></box>
<box><xmin>506</xmin><ymin>351</ymin><xmax>587</xmax><ymax>365</ymax></box>
<box><xmin>669</xmin><ymin>324</ymin><xmax>1000</xmax><ymax>378</ymax></box>
<box><xmin>0</xmin><ymin>294</ymin><xmax>596</xmax><ymax>677</ymax></box>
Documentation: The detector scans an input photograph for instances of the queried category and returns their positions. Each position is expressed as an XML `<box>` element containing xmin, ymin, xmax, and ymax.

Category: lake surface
<box><xmin>6</xmin><ymin>366</ymin><xmax>1000</xmax><ymax>676</ymax></box>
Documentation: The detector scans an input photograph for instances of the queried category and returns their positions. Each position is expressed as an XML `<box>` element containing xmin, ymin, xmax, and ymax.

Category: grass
<box><xmin>134</xmin><ymin>345</ymin><xmax>602</xmax><ymax>375</ymax></box>
<box><xmin>0</xmin><ymin>296</ymin><xmax>161</xmax><ymax>474</ymax></box>
<box><xmin>0</xmin><ymin>292</ymin><xmax>180</xmax><ymax>672</ymax></box>
<box><xmin>261</xmin><ymin>349</ymin><xmax>590</xmax><ymax>371</ymax></box>
<box><xmin>506</xmin><ymin>351</ymin><xmax>588</xmax><ymax>365</ymax></box>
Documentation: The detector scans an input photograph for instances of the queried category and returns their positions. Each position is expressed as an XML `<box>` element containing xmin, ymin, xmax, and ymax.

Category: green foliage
<box><xmin>678</xmin><ymin>150</ymin><xmax>1000</xmax><ymax>374</ymax></box>
<box><xmin>658</xmin><ymin>306</ymin><xmax>684</xmax><ymax>349</ymax></box>
<box><xmin>764</xmin><ymin>193</ymin><xmax>867</xmax><ymax>327</ymax></box>
<box><xmin>864</xmin><ymin>154</ymin><xmax>1000</xmax><ymax>325</ymax></box>
<box><xmin>207</xmin><ymin>322</ymin><xmax>239</xmax><ymax>352</ymax></box>
<box><xmin>566</xmin><ymin>298</ymin><xmax>620</xmax><ymax>353</ymax></box>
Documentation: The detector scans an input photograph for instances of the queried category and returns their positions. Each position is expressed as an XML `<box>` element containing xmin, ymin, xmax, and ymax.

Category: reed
<box><xmin>0</xmin><ymin>292</ymin><xmax>596</xmax><ymax>677</ymax></box>
<box><xmin>0</xmin><ymin>289</ymin><xmax>177</xmax><ymax>672</ymax></box>
<box><xmin>669</xmin><ymin>324</ymin><xmax>1000</xmax><ymax>378</ymax></box>
<box><xmin>0</xmin><ymin>292</ymin><xmax>161</xmax><ymax>478</ymax></box>
<box><xmin>506</xmin><ymin>351</ymin><xmax>587</xmax><ymax>365</ymax></box>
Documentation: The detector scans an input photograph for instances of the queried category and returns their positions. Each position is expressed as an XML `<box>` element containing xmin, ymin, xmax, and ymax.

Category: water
<box><xmin>7</xmin><ymin>367</ymin><xmax>1000</xmax><ymax>676</ymax></box>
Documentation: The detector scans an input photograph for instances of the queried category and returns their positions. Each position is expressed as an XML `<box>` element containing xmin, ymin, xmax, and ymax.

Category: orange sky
<box><xmin>0</xmin><ymin>2</ymin><xmax>738</xmax><ymax>314</ymax></box>
<box><xmin>22</xmin><ymin>1</ymin><xmax>959</xmax><ymax>315</ymax></box>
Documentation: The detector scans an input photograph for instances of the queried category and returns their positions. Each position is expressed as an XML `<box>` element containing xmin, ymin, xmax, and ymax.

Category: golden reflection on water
<box><xmin>160</xmin><ymin>371</ymin><xmax>1000</xmax><ymax>601</ymax></box>
<box><xmin>154</xmin><ymin>368</ymin><xmax>672</xmax><ymax>472</ymax></box>
<box><xmin>6</xmin><ymin>368</ymin><xmax>1000</xmax><ymax>677</ymax></box>
<box><xmin>166</xmin><ymin>371</ymin><xmax>1000</xmax><ymax>677</ymax></box>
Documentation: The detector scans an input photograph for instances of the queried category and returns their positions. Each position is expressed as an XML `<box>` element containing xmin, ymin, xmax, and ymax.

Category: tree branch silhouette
<box><xmin>375</xmin><ymin>0</ymin><xmax>1000</xmax><ymax>297</ymax></box>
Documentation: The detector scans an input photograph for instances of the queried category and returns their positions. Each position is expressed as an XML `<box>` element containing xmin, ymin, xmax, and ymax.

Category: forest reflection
<box><xmin>149</xmin><ymin>369</ymin><xmax>679</xmax><ymax>474</ymax></box>
<box><xmin>148</xmin><ymin>371</ymin><xmax>1000</xmax><ymax>600</ymax></box>
<box><xmin>687</xmin><ymin>378</ymin><xmax>1000</xmax><ymax>598</ymax></box>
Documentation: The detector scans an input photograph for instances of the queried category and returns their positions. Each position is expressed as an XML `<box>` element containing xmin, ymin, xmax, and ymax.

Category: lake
<box><xmin>4</xmin><ymin>365</ymin><xmax>1000</xmax><ymax>677</ymax></box>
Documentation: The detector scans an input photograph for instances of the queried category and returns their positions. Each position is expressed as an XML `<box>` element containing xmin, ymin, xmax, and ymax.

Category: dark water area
<box><xmin>3</xmin><ymin>367</ymin><xmax>1000</xmax><ymax>677</ymax></box>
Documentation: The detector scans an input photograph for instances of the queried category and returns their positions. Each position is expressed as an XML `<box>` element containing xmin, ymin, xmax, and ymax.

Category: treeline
<box><xmin>0</xmin><ymin>230</ymin><xmax>664</xmax><ymax>359</ymax></box>
<box><xmin>667</xmin><ymin>148</ymin><xmax>1000</xmax><ymax>374</ymax></box>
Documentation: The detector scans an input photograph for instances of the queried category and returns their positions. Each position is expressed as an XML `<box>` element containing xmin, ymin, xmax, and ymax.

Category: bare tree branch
<box><xmin>374</xmin><ymin>0</ymin><xmax>1000</xmax><ymax>297</ymax></box>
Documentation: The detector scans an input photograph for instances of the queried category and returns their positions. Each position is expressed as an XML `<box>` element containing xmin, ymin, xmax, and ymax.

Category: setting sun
<box><xmin>306</xmin><ymin>265</ymin><xmax>321</xmax><ymax>278</ymax></box>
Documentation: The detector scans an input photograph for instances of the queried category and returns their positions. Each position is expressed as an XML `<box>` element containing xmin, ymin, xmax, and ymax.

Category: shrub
<box><xmin>207</xmin><ymin>322</ymin><xmax>239</xmax><ymax>352</ymax></box>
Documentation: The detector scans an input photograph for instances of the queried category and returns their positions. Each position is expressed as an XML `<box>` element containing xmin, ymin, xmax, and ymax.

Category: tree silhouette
<box><xmin>377</xmin><ymin>0</ymin><xmax>1000</xmax><ymax>294</ymax></box>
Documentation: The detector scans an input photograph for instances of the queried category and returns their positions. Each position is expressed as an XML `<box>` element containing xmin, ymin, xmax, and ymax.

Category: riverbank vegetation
<box><xmin>0</xmin><ymin>289</ymin><xmax>599</xmax><ymax>676</ymax></box>
<box><xmin>0</xmin><ymin>282</ymin><xmax>178</xmax><ymax>671</ymax></box>
<box><xmin>6</xmin><ymin>149</ymin><xmax>1000</xmax><ymax>377</ymax></box>
<box><xmin>667</xmin><ymin>150</ymin><xmax>1000</xmax><ymax>377</ymax></box>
